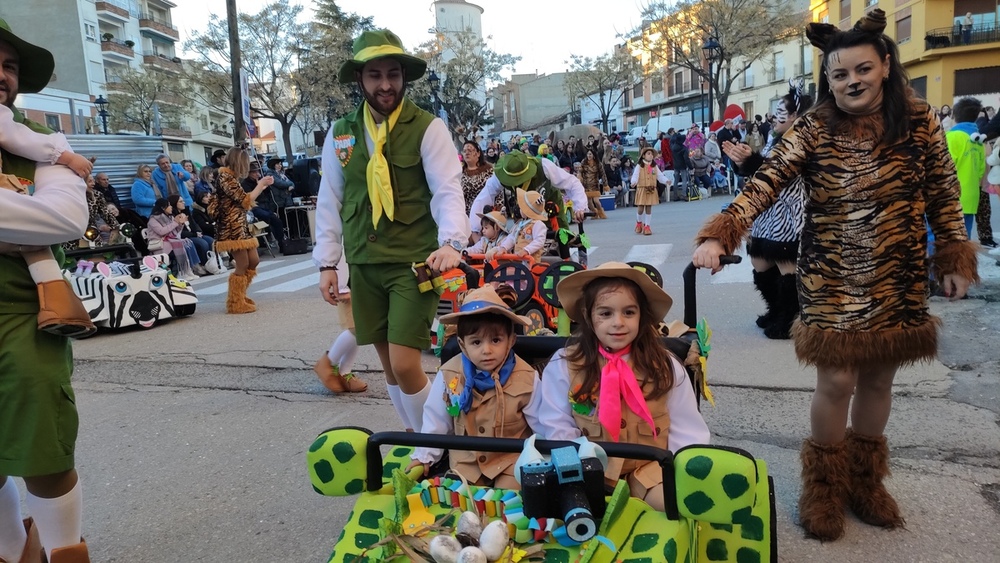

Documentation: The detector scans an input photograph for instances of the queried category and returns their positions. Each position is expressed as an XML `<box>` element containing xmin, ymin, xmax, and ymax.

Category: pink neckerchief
<box><xmin>597</xmin><ymin>344</ymin><xmax>657</xmax><ymax>442</ymax></box>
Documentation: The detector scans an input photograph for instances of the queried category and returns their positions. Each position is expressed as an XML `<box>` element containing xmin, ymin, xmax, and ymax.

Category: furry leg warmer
<box><xmin>799</xmin><ymin>437</ymin><xmax>849</xmax><ymax>541</ymax></box>
<box><xmin>244</xmin><ymin>269</ymin><xmax>257</xmax><ymax>307</ymax></box>
<box><xmin>226</xmin><ymin>273</ymin><xmax>256</xmax><ymax>314</ymax></box>
<box><xmin>845</xmin><ymin>429</ymin><xmax>905</xmax><ymax>529</ymax></box>
<box><xmin>752</xmin><ymin>266</ymin><xmax>781</xmax><ymax>328</ymax></box>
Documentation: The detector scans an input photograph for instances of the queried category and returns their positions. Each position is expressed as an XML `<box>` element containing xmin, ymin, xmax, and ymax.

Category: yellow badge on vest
<box><xmin>333</xmin><ymin>135</ymin><xmax>355</xmax><ymax>167</ymax></box>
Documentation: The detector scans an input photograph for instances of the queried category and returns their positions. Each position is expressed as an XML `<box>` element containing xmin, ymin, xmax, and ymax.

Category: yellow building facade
<box><xmin>809</xmin><ymin>0</ymin><xmax>1000</xmax><ymax>108</ymax></box>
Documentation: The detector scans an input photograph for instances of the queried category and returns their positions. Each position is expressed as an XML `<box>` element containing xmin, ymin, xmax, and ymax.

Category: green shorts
<box><xmin>0</xmin><ymin>314</ymin><xmax>77</xmax><ymax>477</ymax></box>
<box><xmin>348</xmin><ymin>263</ymin><xmax>438</xmax><ymax>350</ymax></box>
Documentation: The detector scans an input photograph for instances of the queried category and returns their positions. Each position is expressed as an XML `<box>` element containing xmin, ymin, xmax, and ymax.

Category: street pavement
<box><xmin>32</xmin><ymin>193</ymin><xmax>1000</xmax><ymax>561</ymax></box>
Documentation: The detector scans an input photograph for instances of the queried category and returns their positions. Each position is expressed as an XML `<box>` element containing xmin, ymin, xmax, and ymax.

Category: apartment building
<box><xmin>2</xmin><ymin>0</ymin><xmax>231</xmax><ymax>164</ymax></box>
<box><xmin>811</xmin><ymin>0</ymin><xmax>1000</xmax><ymax>108</ymax></box>
<box><xmin>493</xmin><ymin>72</ymin><xmax>572</xmax><ymax>134</ymax></box>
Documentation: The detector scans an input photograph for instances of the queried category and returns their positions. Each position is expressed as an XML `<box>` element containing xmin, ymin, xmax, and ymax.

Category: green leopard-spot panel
<box><xmin>696</xmin><ymin>459</ymin><xmax>773</xmax><ymax>563</ymax></box>
<box><xmin>308</xmin><ymin>428</ymin><xmax>369</xmax><ymax>497</ymax></box>
<box><xmin>616</xmin><ymin>507</ymin><xmax>692</xmax><ymax>563</ymax></box>
<box><xmin>674</xmin><ymin>446</ymin><xmax>757</xmax><ymax>524</ymax></box>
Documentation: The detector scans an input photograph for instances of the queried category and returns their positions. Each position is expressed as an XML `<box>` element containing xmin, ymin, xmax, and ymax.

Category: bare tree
<box><xmin>105</xmin><ymin>66</ymin><xmax>191</xmax><ymax>135</ymax></box>
<box><xmin>636</xmin><ymin>0</ymin><xmax>808</xmax><ymax>117</ymax></box>
<box><xmin>413</xmin><ymin>30</ymin><xmax>519</xmax><ymax>144</ymax></box>
<box><xmin>564</xmin><ymin>50</ymin><xmax>644</xmax><ymax>134</ymax></box>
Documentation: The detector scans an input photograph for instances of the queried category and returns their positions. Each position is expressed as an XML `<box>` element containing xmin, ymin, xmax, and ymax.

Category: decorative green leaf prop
<box><xmin>393</xmin><ymin>468</ymin><xmax>417</xmax><ymax>521</ymax></box>
<box><xmin>558</xmin><ymin>228</ymin><xmax>572</xmax><ymax>245</ymax></box>
<box><xmin>578</xmin><ymin>233</ymin><xmax>591</xmax><ymax>249</ymax></box>
<box><xmin>696</xmin><ymin>317</ymin><xmax>712</xmax><ymax>357</ymax></box>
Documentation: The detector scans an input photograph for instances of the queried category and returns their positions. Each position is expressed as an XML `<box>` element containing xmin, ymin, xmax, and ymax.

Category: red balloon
<box><xmin>723</xmin><ymin>104</ymin><xmax>746</xmax><ymax>123</ymax></box>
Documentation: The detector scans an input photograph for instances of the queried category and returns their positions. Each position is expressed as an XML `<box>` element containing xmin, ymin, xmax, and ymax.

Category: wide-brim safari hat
<box><xmin>337</xmin><ymin>29</ymin><xmax>427</xmax><ymax>84</ymax></box>
<box><xmin>639</xmin><ymin>147</ymin><xmax>657</xmax><ymax>160</ymax></box>
<box><xmin>0</xmin><ymin>18</ymin><xmax>55</xmax><ymax>94</ymax></box>
<box><xmin>475</xmin><ymin>210</ymin><xmax>509</xmax><ymax>233</ymax></box>
<box><xmin>494</xmin><ymin>150</ymin><xmax>537</xmax><ymax>187</ymax></box>
<box><xmin>439</xmin><ymin>285</ymin><xmax>529</xmax><ymax>327</ymax></box>
<box><xmin>557</xmin><ymin>261</ymin><xmax>673</xmax><ymax>323</ymax></box>
<box><xmin>516</xmin><ymin>188</ymin><xmax>547</xmax><ymax>221</ymax></box>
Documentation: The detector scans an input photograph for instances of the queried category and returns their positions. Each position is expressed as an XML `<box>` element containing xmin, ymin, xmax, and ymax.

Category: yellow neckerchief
<box><xmin>362</xmin><ymin>101</ymin><xmax>404</xmax><ymax>228</ymax></box>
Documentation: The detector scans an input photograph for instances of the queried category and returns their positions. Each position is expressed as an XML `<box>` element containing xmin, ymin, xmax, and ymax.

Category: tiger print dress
<box><xmin>697</xmin><ymin>100</ymin><xmax>979</xmax><ymax>368</ymax></box>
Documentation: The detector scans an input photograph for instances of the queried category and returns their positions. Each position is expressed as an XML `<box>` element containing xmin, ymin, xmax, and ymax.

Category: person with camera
<box><xmin>537</xmin><ymin>263</ymin><xmax>710</xmax><ymax>511</ymax></box>
<box><xmin>408</xmin><ymin>285</ymin><xmax>542</xmax><ymax>489</ymax></box>
<box><xmin>241</xmin><ymin>161</ymin><xmax>286</xmax><ymax>253</ymax></box>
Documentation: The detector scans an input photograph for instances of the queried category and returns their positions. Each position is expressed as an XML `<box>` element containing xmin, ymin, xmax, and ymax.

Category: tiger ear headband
<box><xmin>806</xmin><ymin>8</ymin><xmax>888</xmax><ymax>52</ymax></box>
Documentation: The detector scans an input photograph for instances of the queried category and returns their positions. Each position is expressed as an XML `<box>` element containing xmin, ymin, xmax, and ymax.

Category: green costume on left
<box><xmin>0</xmin><ymin>107</ymin><xmax>78</xmax><ymax>477</ymax></box>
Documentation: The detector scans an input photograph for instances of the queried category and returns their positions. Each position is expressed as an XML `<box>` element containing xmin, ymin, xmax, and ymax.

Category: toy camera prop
<box><xmin>520</xmin><ymin>445</ymin><xmax>606</xmax><ymax>542</ymax></box>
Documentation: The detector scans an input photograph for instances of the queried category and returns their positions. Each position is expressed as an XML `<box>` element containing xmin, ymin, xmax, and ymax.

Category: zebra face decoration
<box><xmin>772</xmin><ymin>100</ymin><xmax>794</xmax><ymax>135</ymax></box>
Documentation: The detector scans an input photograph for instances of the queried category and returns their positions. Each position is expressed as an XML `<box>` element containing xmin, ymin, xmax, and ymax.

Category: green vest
<box><xmin>0</xmin><ymin>107</ymin><xmax>62</xmax><ymax>314</ymax></box>
<box><xmin>333</xmin><ymin>99</ymin><xmax>438</xmax><ymax>264</ymax></box>
<box><xmin>500</xmin><ymin>158</ymin><xmax>569</xmax><ymax>230</ymax></box>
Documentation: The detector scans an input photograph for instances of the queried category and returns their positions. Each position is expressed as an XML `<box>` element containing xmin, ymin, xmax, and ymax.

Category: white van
<box><xmin>624</xmin><ymin>126</ymin><xmax>645</xmax><ymax>146</ymax></box>
<box><xmin>642</xmin><ymin>114</ymin><xmax>693</xmax><ymax>141</ymax></box>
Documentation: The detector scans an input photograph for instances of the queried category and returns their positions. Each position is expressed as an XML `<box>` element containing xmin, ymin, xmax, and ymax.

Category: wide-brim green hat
<box><xmin>0</xmin><ymin>18</ymin><xmax>54</xmax><ymax>94</ymax></box>
<box><xmin>494</xmin><ymin>150</ymin><xmax>538</xmax><ymax>187</ymax></box>
<box><xmin>337</xmin><ymin>29</ymin><xmax>427</xmax><ymax>84</ymax></box>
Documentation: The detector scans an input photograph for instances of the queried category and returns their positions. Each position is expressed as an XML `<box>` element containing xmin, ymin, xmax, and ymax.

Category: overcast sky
<box><xmin>174</xmin><ymin>0</ymin><xmax>647</xmax><ymax>76</ymax></box>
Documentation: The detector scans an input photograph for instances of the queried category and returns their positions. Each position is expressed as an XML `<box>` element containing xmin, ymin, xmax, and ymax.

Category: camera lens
<box><xmin>564</xmin><ymin>507</ymin><xmax>596</xmax><ymax>542</ymax></box>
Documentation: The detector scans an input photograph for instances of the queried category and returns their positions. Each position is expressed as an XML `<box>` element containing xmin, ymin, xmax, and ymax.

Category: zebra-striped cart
<box><xmin>65</xmin><ymin>252</ymin><xmax>197</xmax><ymax>330</ymax></box>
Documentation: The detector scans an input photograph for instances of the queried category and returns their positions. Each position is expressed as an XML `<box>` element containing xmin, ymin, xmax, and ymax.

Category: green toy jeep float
<box><xmin>307</xmin><ymin>429</ymin><xmax>776</xmax><ymax>563</ymax></box>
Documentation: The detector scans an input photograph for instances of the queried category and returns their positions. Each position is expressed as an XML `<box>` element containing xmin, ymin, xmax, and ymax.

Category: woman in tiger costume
<box><xmin>692</xmin><ymin>10</ymin><xmax>978</xmax><ymax>541</ymax></box>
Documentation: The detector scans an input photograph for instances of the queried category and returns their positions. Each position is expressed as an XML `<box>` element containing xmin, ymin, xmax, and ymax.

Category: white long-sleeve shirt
<box><xmin>497</xmin><ymin>219</ymin><xmax>546</xmax><ymax>256</ymax></box>
<box><xmin>0</xmin><ymin>107</ymin><xmax>87</xmax><ymax>245</ymax></box>
<box><xmin>412</xmin><ymin>367</ymin><xmax>545</xmax><ymax>464</ymax></box>
<box><xmin>468</xmin><ymin>158</ymin><xmax>588</xmax><ymax>234</ymax></box>
<box><xmin>465</xmin><ymin>234</ymin><xmax>501</xmax><ymax>255</ymax></box>
<box><xmin>631</xmin><ymin>164</ymin><xmax>671</xmax><ymax>187</ymax></box>
<box><xmin>537</xmin><ymin>350</ymin><xmax>710</xmax><ymax>453</ymax></box>
<box><xmin>312</xmin><ymin>113</ymin><xmax>469</xmax><ymax>268</ymax></box>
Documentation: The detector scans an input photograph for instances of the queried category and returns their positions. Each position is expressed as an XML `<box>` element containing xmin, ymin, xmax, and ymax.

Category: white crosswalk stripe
<box><xmin>188</xmin><ymin>243</ymin><xmax>686</xmax><ymax>296</ymax></box>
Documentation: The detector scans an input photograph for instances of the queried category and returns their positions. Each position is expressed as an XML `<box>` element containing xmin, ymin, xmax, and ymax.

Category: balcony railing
<box><xmin>138</xmin><ymin>13</ymin><xmax>179</xmax><ymax>40</ymax></box>
<box><xmin>925</xmin><ymin>23</ymin><xmax>1000</xmax><ymax>50</ymax></box>
<box><xmin>94</xmin><ymin>1</ymin><xmax>129</xmax><ymax>20</ymax></box>
<box><xmin>142</xmin><ymin>51</ymin><xmax>182</xmax><ymax>72</ymax></box>
<box><xmin>100</xmin><ymin>38</ymin><xmax>134</xmax><ymax>58</ymax></box>
<box><xmin>667</xmin><ymin>81</ymin><xmax>696</xmax><ymax>98</ymax></box>
<box><xmin>767</xmin><ymin>68</ymin><xmax>786</xmax><ymax>83</ymax></box>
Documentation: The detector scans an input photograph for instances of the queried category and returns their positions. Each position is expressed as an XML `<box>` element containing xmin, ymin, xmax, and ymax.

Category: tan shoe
<box><xmin>36</xmin><ymin>280</ymin><xmax>97</xmax><ymax>338</ymax></box>
<box><xmin>47</xmin><ymin>538</ymin><xmax>90</xmax><ymax>563</ymax></box>
<box><xmin>314</xmin><ymin>353</ymin><xmax>368</xmax><ymax>393</ymax></box>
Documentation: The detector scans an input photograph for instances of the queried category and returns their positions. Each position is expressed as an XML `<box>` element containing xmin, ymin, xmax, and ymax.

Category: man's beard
<box><xmin>361</xmin><ymin>83</ymin><xmax>406</xmax><ymax>118</ymax></box>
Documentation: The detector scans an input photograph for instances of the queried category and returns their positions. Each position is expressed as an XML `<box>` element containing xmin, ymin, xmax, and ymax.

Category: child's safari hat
<box><xmin>439</xmin><ymin>285</ymin><xmax>529</xmax><ymax>327</ymax></box>
<box><xmin>639</xmin><ymin>147</ymin><xmax>657</xmax><ymax>161</ymax></box>
<box><xmin>516</xmin><ymin>188</ymin><xmax>547</xmax><ymax>221</ymax></box>
<box><xmin>557</xmin><ymin>261</ymin><xmax>673</xmax><ymax>322</ymax></box>
<box><xmin>475</xmin><ymin>210</ymin><xmax>509</xmax><ymax>233</ymax></box>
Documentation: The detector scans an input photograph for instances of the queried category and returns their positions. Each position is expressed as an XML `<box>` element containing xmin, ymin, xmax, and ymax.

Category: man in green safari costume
<box><xmin>467</xmin><ymin>149</ymin><xmax>588</xmax><ymax>243</ymax></box>
<box><xmin>313</xmin><ymin>29</ymin><xmax>469</xmax><ymax>431</ymax></box>
<box><xmin>0</xmin><ymin>18</ymin><xmax>92</xmax><ymax>563</ymax></box>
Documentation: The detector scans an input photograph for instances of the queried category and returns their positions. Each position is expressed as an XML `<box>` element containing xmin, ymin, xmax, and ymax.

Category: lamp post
<box><xmin>427</xmin><ymin>70</ymin><xmax>442</xmax><ymax>118</ymax></box>
<box><xmin>94</xmin><ymin>95</ymin><xmax>110</xmax><ymax>135</ymax></box>
<box><xmin>701</xmin><ymin>36</ymin><xmax>721</xmax><ymax>124</ymax></box>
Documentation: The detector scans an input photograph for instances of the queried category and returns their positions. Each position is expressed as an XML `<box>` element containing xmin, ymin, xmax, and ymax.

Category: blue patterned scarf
<box><xmin>458</xmin><ymin>350</ymin><xmax>516</xmax><ymax>413</ymax></box>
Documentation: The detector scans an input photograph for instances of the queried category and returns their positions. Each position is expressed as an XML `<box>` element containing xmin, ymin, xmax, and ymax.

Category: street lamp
<box><xmin>94</xmin><ymin>95</ymin><xmax>110</xmax><ymax>135</ymax></box>
<box><xmin>427</xmin><ymin>70</ymin><xmax>442</xmax><ymax>117</ymax></box>
<box><xmin>701</xmin><ymin>36</ymin><xmax>721</xmax><ymax>124</ymax></box>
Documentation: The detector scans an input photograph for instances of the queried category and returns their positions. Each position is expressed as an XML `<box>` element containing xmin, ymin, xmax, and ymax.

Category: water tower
<box><xmin>432</xmin><ymin>0</ymin><xmax>485</xmax><ymax>105</ymax></box>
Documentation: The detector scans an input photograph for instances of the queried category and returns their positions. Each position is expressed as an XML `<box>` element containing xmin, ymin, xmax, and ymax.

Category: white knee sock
<box><xmin>0</xmin><ymin>477</ymin><xmax>27</xmax><ymax>563</ymax></box>
<box><xmin>400</xmin><ymin>382</ymin><xmax>431</xmax><ymax>433</ymax></box>
<box><xmin>27</xmin><ymin>258</ymin><xmax>63</xmax><ymax>284</ymax></box>
<box><xmin>327</xmin><ymin>331</ymin><xmax>359</xmax><ymax>375</ymax></box>
<box><xmin>644</xmin><ymin>213</ymin><xmax>652</xmax><ymax>227</ymax></box>
<box><xmin>386</xmin><ymin>384</ymin><xmax>413</xmax><ymax>430</ymax></box>
<box><xmin>25</xmin><ymin>478</ymin><xmax>82</xmax><ymax>559</ymax></box>
<box><xmin>636</xmin><ymin>210</ymin><xmax>642</xmax><ymax>222</ymax></box>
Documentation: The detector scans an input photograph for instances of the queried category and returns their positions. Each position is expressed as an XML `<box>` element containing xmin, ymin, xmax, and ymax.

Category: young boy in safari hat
<box><xmin>408</xmin><ymin>285</ymin><xmax>543</xmax><ymax>489</ymax></box>
<box><xmin>487</xmin><ymin>188</ymin><xmax>548</xmax><ymax>261</ymax></box>
<box><xmin>465</xmin><ymin>208</ymin><xmax>508</xmax><ymax>255</ymax></box>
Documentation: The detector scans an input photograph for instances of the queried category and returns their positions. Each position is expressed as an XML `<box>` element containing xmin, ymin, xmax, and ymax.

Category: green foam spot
<box><xmin>663</xmin><ymin>538</ymin><xmax>678</xmax><ymax>563</ymax></box>
<box><xmin>685</xmin><ymin>455</ymin><xmax>714</xmax><ymax>480</ymax></box>
<box><xmin>740</xmin><ymin>515</ymin><xmax>765</xmax><ymax>542</ymax></box>
<box><xmin>313</xmin><ymin>460</ymin><xmax>334</xmax><ymax>484</ymax></box>
<box><xmin>622</xmin><ymin>558</ymin><xmax>652</xmax><ymax>563</ymax></box>
<box><xmin>358</xmin><ymin>509</ymin><xmax>383</xmax><ymax>529</ymax></box>
<box><xmin>630</xmin><ymin>532</ymin><xmax>659</xmax><ymax>553</ymax></box>
<box><xmin>683</xmin><ymin>491</ymin><xmax>715</xmax><ymax>515</ymax></box>
<box><xmin>722</xmin><ymin>473</ymin><xmax>751</xmax><ymax>500</ymax></box>
<box><xmin>544</xmin><ymin>547</ymin><xmax>571</xmax><ymax>562</ymax></box>
<box><xmin>709</xmin><ymin>523</ymin><xmax>733</xmax><ymax>532</ymax></box>
<box><xmin>354</xmin><ymin>532</ymin><xmax>379</xmax><ymax>549</ymax></box>
<box><xmin>383</xmin><ymin>462</ymin><xmax>401</xmax><ymax>476</ymax></box>
<box><xmin>344</xmin><ymin>478</ymin><xmax>364</xmax><ymax>495</ymax></box>
<box><xmin>736</xmin><ymin>547</ymin><xmax>762</xmax><ymax>563</ymax></box>
<box><xmin>706</xmin><ymin>538</ymin><xmax>729</xmax><ymax>561</ymax></box>
<box><xmin>332</xmin><ymin>441</ymin><xmax>357</xmax><ymax>464</ymax></box>
<box><xmin>309</xmin><ymin>434</ymin><xmax>327</xmax><ymax>453</ymax></box>
<box><xmin>731</xmin><ymin>506</ymin><xmax>752</xmax><ymax>525</ymax></box>
<box><xmin>393</xmin><ymin>446</ymin><xmax>414</xmax><ymax>457</ymax></box>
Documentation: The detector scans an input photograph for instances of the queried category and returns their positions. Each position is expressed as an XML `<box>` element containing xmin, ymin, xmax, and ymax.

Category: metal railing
<box><xmin>138</xmin><ymin>13</ymin><xmax>177</xmax><ymax>32</ymax></box>
<box><xmin>925</xmin><ymin>23</ymin><xmax>1000</xmax><ymax>50</ymax></box>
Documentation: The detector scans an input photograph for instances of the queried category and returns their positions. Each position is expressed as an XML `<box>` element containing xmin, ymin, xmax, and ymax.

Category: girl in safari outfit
<box><xmin>631</xmin><ymin>147</ymin><xmax>670</xmax><ymax>236</ymax></box>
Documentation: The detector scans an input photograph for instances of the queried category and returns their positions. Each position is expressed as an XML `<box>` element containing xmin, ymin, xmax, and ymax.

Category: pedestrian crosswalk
<box><xmin>187</xmin><ymin>243</ymin><xmax>686</xmax><ymax>297</ymax></box>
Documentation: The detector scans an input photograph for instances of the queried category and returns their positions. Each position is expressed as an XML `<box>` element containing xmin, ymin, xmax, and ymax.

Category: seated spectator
<box><xmin>689</xmin><ymin>148</ymin><xmax>713</xmax><ymax>195</ymax></box>
<box><xmin>146</xmin><ymin>198</ymin><xmax>201</xmax><ymax>280</ymax></box>
<box><xmin>131</xmin><ymin>164</ymin><xmax>158</xmax><ymax>217</ymax></box>
<box><xmin>704</xmin><ymin>132</ymin><xmax>722</xmax><ymax>163</ymax></box>
<box><xmin>168</xmin><ymin>194</ymin><xmax>215</xmax><ymax>275</ymax></box>
<box><xmin>152</xmin><ymin>154</ymin><xmax>194</xmax><ymax>210</ymax></box>
<box><xmin>242</xmin><ymin>160</ymin><xmax>286</xmax><ymax>251</ymax></box>
<box><xmin>94</xmin><ymin>172</ymin><xmax>121</xmax><ymax>209</ymax></box>
<box><xmin>208</xmin><ymin>149</ymin><xmax>226</xmax><ymax>169</ymax></box>
<box><xmin>194</xmin><ymin>165</ymin><xmax>216</xmax><ymax>200</ymax></box>
<box><xmin>180</xmin><ymin>159</ymin><xmax>198</xmax><ymax>196</ymax></box>
<box><xmin>191</xmin><ymin>191</ymin><xmax>217</xmax><ymax>239</ymax></box>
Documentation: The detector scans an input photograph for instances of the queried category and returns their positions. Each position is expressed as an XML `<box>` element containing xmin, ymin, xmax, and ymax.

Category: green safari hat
<box><xmin>494</xmin><ymin>150</ymin><xmax>538</xmax><ymax>187</ymax></box>
<box><xmin>337</xmin><ymin>29</ymin><xmax>427</xmax><ymax>84</ymax></box>
<box><xmin>0</xmin><ymin>18</ymin><xmax>55</xmax><ymax>94</ymax></box>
